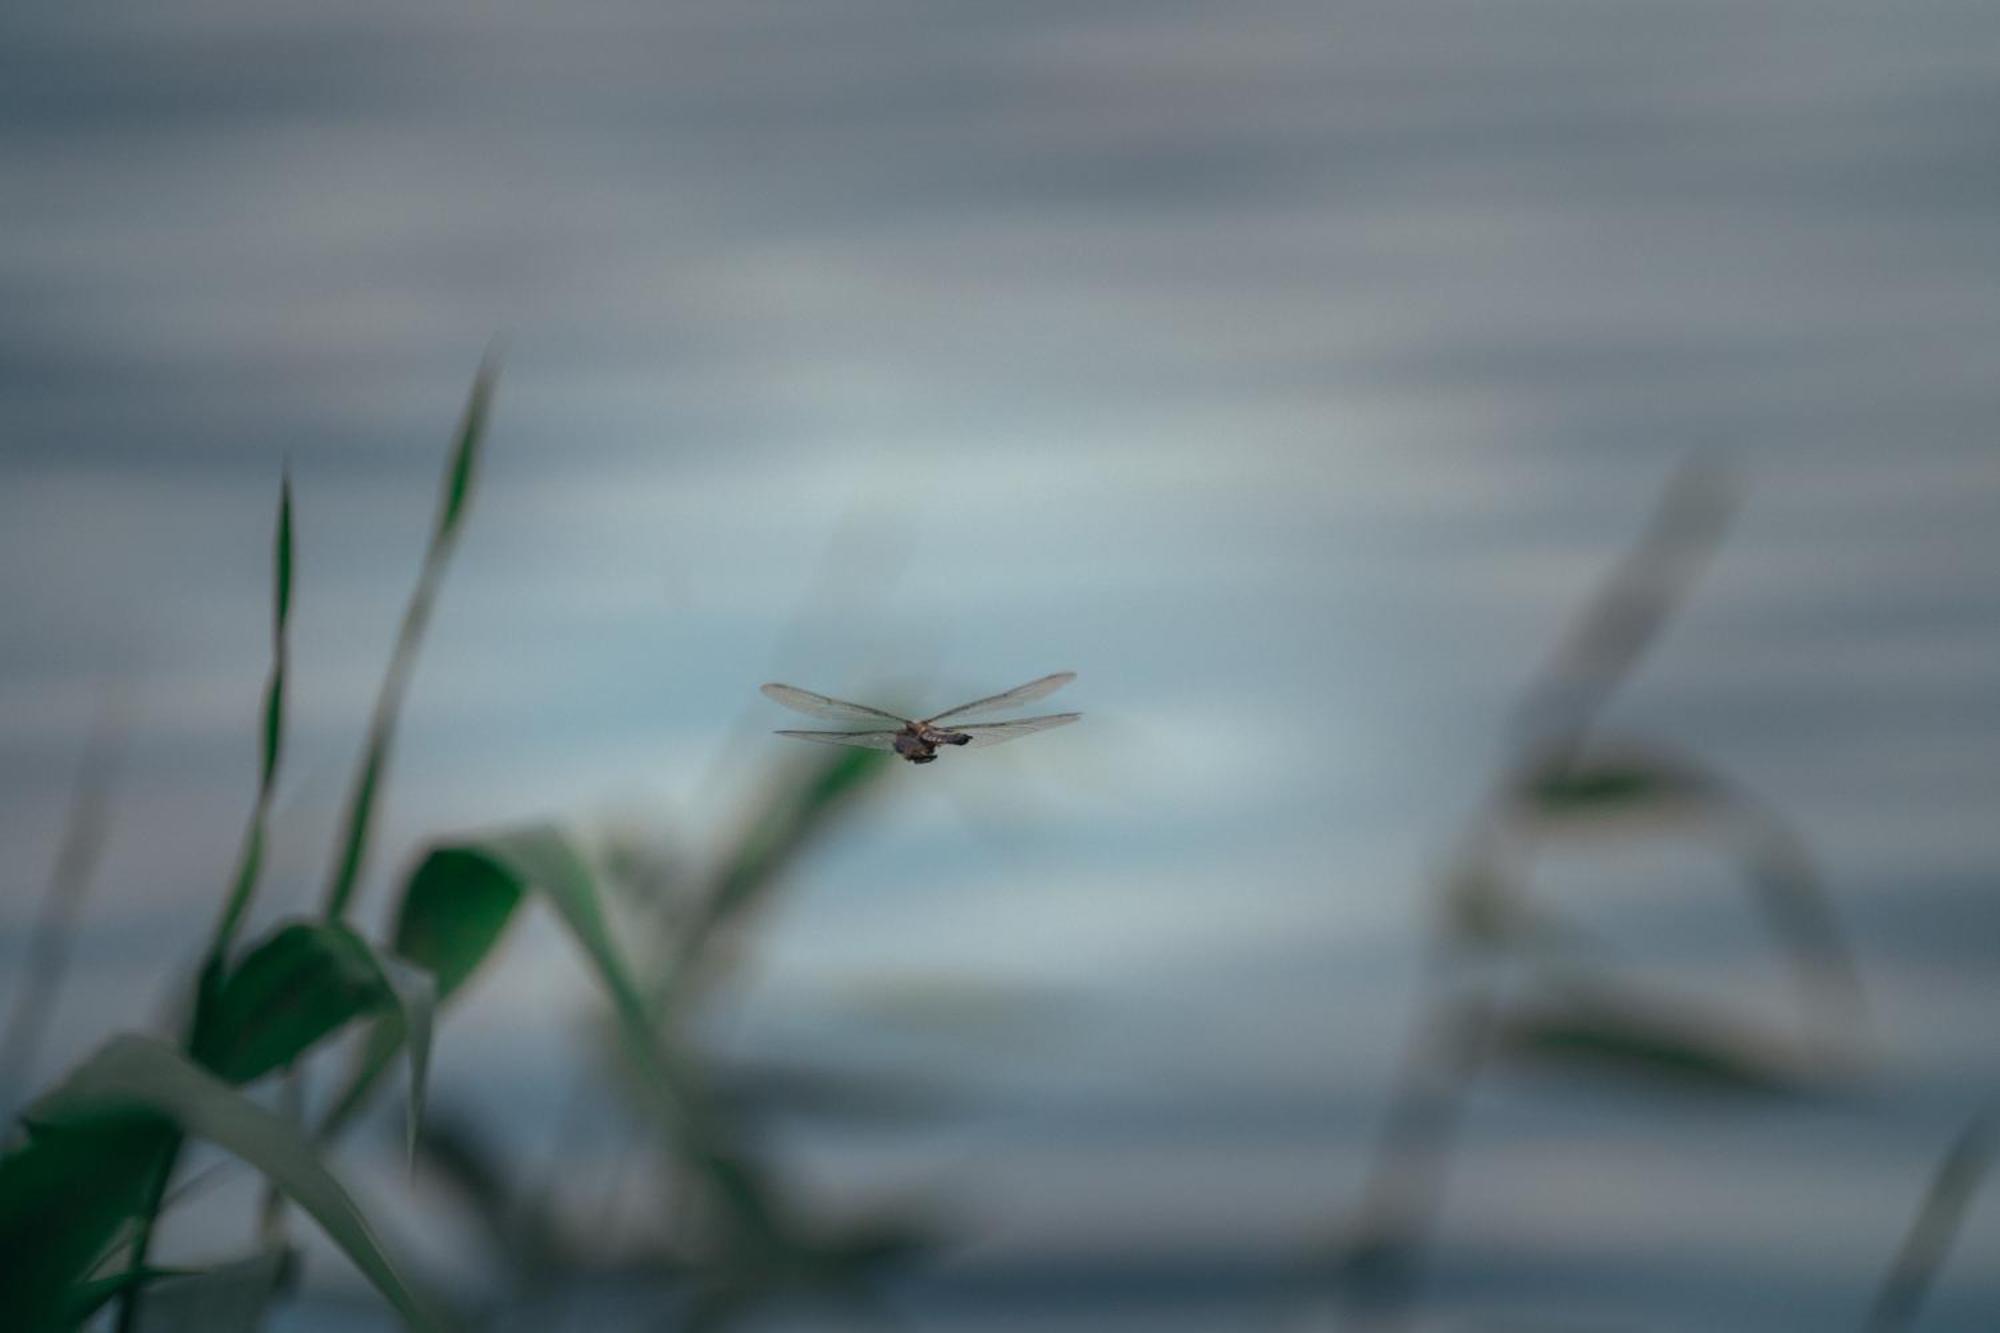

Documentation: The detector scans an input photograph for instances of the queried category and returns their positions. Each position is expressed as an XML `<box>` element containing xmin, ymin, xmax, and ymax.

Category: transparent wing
<box><xmin>761</xmin><ymin>683</ymin><xmax>908</xmax><ymax>725</ymax></box>
<box><xmin>774</xmin><ymin>729</ymin><xmax>903</xmax><ymax>751</ymax></box>
<box><xmin>925</xmin><ymin>672</ymin><xmax>1076</xmax><ymax>724</ymax></box>
<box><xmin>946</xmin><ymin>713</ymin><xmax>1080</xmax><ymax>748</ymax></box>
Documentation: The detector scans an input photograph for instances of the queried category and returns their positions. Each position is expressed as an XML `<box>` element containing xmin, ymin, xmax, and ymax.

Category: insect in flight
<box><xmin>761</xmin><ymin>672</ymin><xmax>1080</xmax><ymax>764</ymax></box>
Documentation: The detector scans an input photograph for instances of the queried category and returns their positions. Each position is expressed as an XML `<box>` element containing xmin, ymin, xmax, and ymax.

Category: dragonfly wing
<box><xmin>774</xmin><ymin>729</ymin><xmax>903</xmax><ymax>751</ymax></box>
<box><xmin>945</xmin><ymin>713</ymin><xmax>1080</xmax><ymax>748</ymax></box>
<box><xmin>761</xmin><ymin>683</ymin><xmax>908</xmax><ymax>724</ymax></box>
<box><xmin>925</xmin><ymin>672</ymin><xmax>1076</xmax><ymax>724</ymax></box>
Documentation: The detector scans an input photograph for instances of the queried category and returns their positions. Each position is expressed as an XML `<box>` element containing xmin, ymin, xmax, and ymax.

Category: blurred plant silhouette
<box><xmin>3</xmin><ymin>423</ymin><xmax>1991</xmax><ymax>1333</ymax></box>
<box><xmin>1333</xmin><ymin>460</ymin><xmax>1872</xmax><ymax>1326</ymax></box>
<box><xmin>0</xmin><ymin>356</ymin><xmax>921</xmax><ymax>1333</ymax></box>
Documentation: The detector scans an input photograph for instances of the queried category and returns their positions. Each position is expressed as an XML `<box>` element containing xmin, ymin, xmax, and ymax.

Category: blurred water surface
<box><xmin>2</xmin><ymin>1</ymin><xmax>1998</xmax><ymax>1328</ymax></box>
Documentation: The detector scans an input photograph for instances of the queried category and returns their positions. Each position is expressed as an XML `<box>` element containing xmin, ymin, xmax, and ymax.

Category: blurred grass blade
<box><xmin>132</xmin><ymin>1248</ymin><xmax>291</xmax><ymax>1333</ymax></box>
<box><xmin>464</xmin><ymin>826</ymin><xmax>787</xmax><ymax>1245</ymax></box>
<box><xmin>327</xmin><ymin>824</ymin><xmax>785</xmax><ymax>1250</ymax></box>
<box><xmin>61</xmin><ymin>1266</ymin><xmax>187</xmax><ymax>1329</ymax></box>
<box><xmin>1512</xmin><ymin>744</ymin><xmax>1714</xmax><ymax>827</ymax></box>
<box><xmin>1739</xmin><ymin>806</ymin><xmax>1866</xmax><ymax>1068</ymax></box>
<box><xmin>322</xmin><ymin>356</ymin><xmax>498</xmax><ymax>921</ymax></box>
<box><xmin>373</xmin><ymin>953</ymin><xmax>436</xmax><ymax>1164</ymax></box>
<box><xmin>1865</xmin><ymin>1112</ymin><xmax>1992</xmax><ymax>1333</ymax></box>
<box><xmin>209</xmin><ymin>473</ymin><xmax>293</xmax><ymax>967</ymax></box>
<box><xmin>0</xmin><ymin>1110</ymin><xmax>174</xmax><ymax>1331</ymax></box>
<box><xmin>0</xmin><ymin>702</ymin><xmax>123</xmax><ymax>1115</ymax></box>
<box><xmin>27</xmin><ymin>1035</ymin><xmax>452</xmax><ymax>1331</ymax></box>
<box><xmin>1491</xmin><ymin>988</ymin><xmax>1804</xmax><ymax>1096</ymax></box>
<box><xmin>413</xmin><ymin>1112</ymin><xmax>562</xmax><ymax>1276</ymax></box>
<box><xmin>660</xmin><ymin>747</ymin><xmax>888</xmax><ymax>1012</ymax></box>
<box><xmin>319</xmin><ymin>846</ymin><xmax>526</xmax><ymax>1140</ymax></box>
<box><xmin>1515</xmin><ymin>457</ymin><xmax>1738</xmax><ymax>746</ymax></box>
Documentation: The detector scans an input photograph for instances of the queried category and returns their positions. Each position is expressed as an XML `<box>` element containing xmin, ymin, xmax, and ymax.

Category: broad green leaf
<box><xmin>323</xmin><ymin>358</ymin><xmax>499</xmax><ymax>921</ymax></box>
<box><xmin>1492</xmin><ymin>995</ymin><xmax>1800</xmax><ymax>1096</ymax></box>
<box><xmin>134</xmin><ymin>1248</ymin><xmax>292</xmax><ymax>1333</ymax></box>
<box><xmin>190</xmin><ymin>920</ymin><xmax>434</xmax><ymax>1160</ymax></box>
<box><xmin>319</xmin><ymin>846</ymin><xmax>526</xmax><ymax>1139</ymax></box>
<box><xmin>0</xmin><ymin>1110</ymin><xmax>173</xmax><ymax>1331</ymax></box>
<box><xmin>27</xmin><ymin>1035</ymin><xmax>451</xmax><ymax>1331</ymax></box>
<box><xmin>393</xmin><ymin>846</ymin><xmax>527</xmax><ymax>1000</ymax></box>
<box><xmin>192</xmin><ymin>922</ymin><xmax>386</xmax><ymax>1083</ymax></box>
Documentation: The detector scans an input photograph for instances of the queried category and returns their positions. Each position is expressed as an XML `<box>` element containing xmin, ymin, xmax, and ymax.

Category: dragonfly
<box><xmin>761</xmin><ymin>672</ymin><xmax>1079</xmax><ymax>764</ymax></box>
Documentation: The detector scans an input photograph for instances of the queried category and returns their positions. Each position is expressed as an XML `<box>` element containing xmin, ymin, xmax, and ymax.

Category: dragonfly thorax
<box><xmin>897</xmin><ymin>724</ymin><xmax>972</xmax><ymax>763</ymax></box>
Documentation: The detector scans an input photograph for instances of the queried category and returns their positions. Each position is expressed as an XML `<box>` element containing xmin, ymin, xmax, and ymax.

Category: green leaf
<box><xmin>190</xmin><ymin>920</ymin><xmax>434</xmax><ymax>1160</ymax></box>
<box><xmin>1492</xmin><ymin>994</ymin><xmax>1802</xmax><ymax>1096</ymax></box>
<box><xmin>26</xmin><ymin>1035</ymin><xmax>452</xmax><ymax>1331</ymax></box>
<box><xmin>437</xmin><ymin>350</ymin><xmax>498</xmax><ymax>541</ymax></box>
<box><xmin>133</xmin><ymin>1248</ymin><xmax>292</xmax><ymax>1333</ymax></box>
<box><xmin>192</xmin><ymin>923</ymin><xmax>373</xmax><ymax>1082</ymax></box>
<box><xmin>323</xmin><ymin>357</ymin><xmax>499</xmax><ymax>922</ymax></box>
<box><xmin>319</xmin><ymin>847</ymin><xmax>525</xmax><ymax>1140</ymax></box>
<box><xmin>394</xmin><ymin>846</ymin><xmax>527</xmax><ymax>1001</ymax></box>
<box><xmin>0</xmin><ymin>1110</ymin><xmax>174</xmax><ymax>1331</ymax></box>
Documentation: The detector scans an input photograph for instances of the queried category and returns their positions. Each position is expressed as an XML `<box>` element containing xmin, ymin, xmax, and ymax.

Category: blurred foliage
<box><xmin>0</xmin><ymin>355</ymin><xmax>915</xmax><ymax>1333</ymax></box>
<box><xmin>1336</xmin><ymin>460</ymin><xmax>1871</xmax><ymax>1325</ymax></box>
<box><xmin>0</xmin><ymin>412</ymin><xmax>1984</xmax><ymax>1333</ymax></box>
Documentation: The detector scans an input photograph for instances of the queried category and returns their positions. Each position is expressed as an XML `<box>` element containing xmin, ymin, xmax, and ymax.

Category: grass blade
<box><xmin>1492</xmin><ymin>987</ymin><xmax>1805</xmax><ymax>1096</ymax></box>
<box><xmin>1515</xmin><ymin>457</ymin><xmax>1738</xmax><ymax>747</ymax></box>
<box><xmin>131</xmin><ymin>1248</ymin><xmax>291</xmax><ymax>1333</ymax></box>
<box><xmin>1864</xmin><ymin>1112</ymin><xmax>1993</xmax><ymax>1332</ymax></box>
<box><xmin>208</xmin><ymin>473</ymin><xmax>293</xmax><ymax>967</ymax></box>
<box><xmin>659</xmin><ymin>747</ymin><xmax>888</xmax><ymax>1014</ymax></box>
<box><xmin>321</xmin><ymin>355</ymin><xmax>498</xmax><ymax>921</ymax></box>
<box><xmin>27</xmin><ymin>1035</ymin><xmax>452</xmax><ymax>1331</ymax></box>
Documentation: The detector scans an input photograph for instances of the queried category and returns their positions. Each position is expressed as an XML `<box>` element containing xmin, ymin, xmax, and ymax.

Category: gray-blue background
<box><xmin>3</xmin><ymin>2</ymin><xmax>1997</xmax><ymax>1328</ymax></box>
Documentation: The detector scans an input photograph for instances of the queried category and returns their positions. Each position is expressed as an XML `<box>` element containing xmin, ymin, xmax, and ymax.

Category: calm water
<box><xmin>3</xmin><ymin>2</ymin><xmax>1998</xmax><ymax>1328</ymax></box>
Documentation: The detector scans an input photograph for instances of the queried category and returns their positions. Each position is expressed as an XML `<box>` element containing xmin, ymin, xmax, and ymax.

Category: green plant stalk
<box><xmin>209</xmin><ymin>473</ymin><xmax>293</xmax><ymax>964</ymax></box>
<box><xmin>119</xmin><ymin>474</ymin><xmax>292</xmax><ymax>1333</ymax></box>
<box><xmin>320</xmin><ymin>354</ymin><xmax>495</xmax><ymax>922</ymax></box>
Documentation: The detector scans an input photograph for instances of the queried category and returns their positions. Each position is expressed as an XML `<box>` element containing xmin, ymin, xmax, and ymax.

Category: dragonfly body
<box><xmin>894</xmin><ymin>724</ymin><xmax>972</xmax><ymax>764</ymax></box>
<box><xmin>761</xmin><ymin>672</ymin><xmax>1079</xmax><ymax>765</ymax></box>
